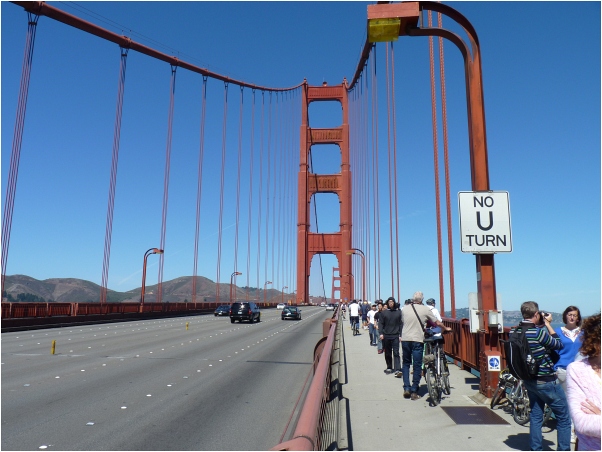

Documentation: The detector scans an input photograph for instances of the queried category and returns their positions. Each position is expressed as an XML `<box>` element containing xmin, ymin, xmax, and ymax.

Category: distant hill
<box><xmin>443</xmin><ymin>306</ymin><xmax>564</xmax><ymax>328</ymax></box>
<box><xmin>2</xmin><ymin>275</ymin><xmax>289</xmax><ymax>304</ymax></box>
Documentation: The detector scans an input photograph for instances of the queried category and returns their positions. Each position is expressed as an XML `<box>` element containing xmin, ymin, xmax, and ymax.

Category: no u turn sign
<box><xmin>458</xmin><ymin>191</ymin><xmax>512</xmax><ymax>253</ymax></box>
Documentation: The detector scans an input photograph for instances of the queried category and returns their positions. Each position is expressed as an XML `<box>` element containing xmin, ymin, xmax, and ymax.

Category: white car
<box><xmin>276</xmin><ymin>303</ymin><xmax>286</xmax><ymax>310</ymax></box>
<box><xmin>320</xmin><ymin>302</ymin><xmax>326</xmax><ymax>307</ymax></box>
<box><xmin>325</xmin><ymin>304</ymin><xmax>336</xmax><ymax>311</ymax></box>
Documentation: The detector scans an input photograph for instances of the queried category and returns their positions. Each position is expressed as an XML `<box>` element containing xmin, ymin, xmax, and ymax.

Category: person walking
<box><xmin>400</xmin><ymin>291</ymin><xmax>451</xmax><ymax>400</ymax></box>
<box><xmin>367</xmin><ymin>304</ymin><xmax>378</xmax><ymax>346</ymax></box>
<box><xmin>516</xmin><ymin>301</ymin><xmax>570</xmax><ymax>451</ymax></box>
<box><xmin>378</xmin><ymin>297</ymin><xmax>402</xmax><ymax>376</ymax></box>
<box><xmin>374</xmin><ymin>300</ymin><xmax>384</xmax><ymax>354</ymax></box>
<box><xmin>361</xmin><ymin>300</ymin><xmax>370</xmax><ymax>330</ymax></box>
<box><xmin>566</xmin><ymin>312</ymin><xmax>601</xmax><ymax>451</ymax></box>
<box><xmin>554</xmin><ymin>305</ymin><xmax>583</xmax><ymax>443</ymax></box>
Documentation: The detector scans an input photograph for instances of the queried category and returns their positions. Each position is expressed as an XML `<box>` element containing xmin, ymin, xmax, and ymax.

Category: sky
<box><xmin>1</xmin><ymin>1</ymin><xmax>600</xmax><ymax>317</ymax></box>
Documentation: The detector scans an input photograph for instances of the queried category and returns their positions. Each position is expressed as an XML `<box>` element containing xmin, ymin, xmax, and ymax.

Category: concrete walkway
<box><xmin>338</xmin><ymin>320</ymin><xmax>570</xmax><ymax>451</ymax></box>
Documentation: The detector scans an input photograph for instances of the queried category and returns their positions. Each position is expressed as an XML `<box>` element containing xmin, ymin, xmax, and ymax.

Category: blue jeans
<box><xmin>402</xmin><ymin>341</ymin><xmax>424</xmax><ymax>393</ymax></box>
<box><xmin>523</xmin><ymin>379</ymin><xmax>571</xmax><ymax>451</ymax></box>
<box><xmin>368</xmin><ymin>323</ymin><xmax>377</xmax><ymax>344</ymax></box>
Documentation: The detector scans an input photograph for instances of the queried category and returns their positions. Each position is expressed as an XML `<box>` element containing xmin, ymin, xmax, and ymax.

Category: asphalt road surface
<box><xmin>2</xmin><ymin>306</ymin><xmax>332</xmax><ymax>450</ymax></box>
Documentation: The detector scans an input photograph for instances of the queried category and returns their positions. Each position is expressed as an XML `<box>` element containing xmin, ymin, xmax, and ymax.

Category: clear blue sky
<box><xmin>2</xmin><ymin>2</ymin><xmax>600</xmax><ymax>316</ymax></box>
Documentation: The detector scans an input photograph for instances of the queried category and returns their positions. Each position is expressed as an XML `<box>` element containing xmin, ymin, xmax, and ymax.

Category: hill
<box><xmin>2</xmin><ymin>274</ymin><xmax>289</xmax><ymax>304</ymax></box>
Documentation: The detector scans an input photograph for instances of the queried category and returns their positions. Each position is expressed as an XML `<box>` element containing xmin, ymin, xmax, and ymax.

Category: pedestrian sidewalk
<box><xmin>338</xmin><ymin>322</ymin><xmax>569</xmax><ymax>451</ymax></box>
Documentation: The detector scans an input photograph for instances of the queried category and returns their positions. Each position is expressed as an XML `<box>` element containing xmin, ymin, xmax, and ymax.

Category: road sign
<box><xmin>458</xmin><ymin>191</ymin><xmax>512</xmax><ymax>253</ymax></box>
<box><xmin>488</xmin><ymin>356</ymin><xmax>501</xmax><ymax>371</ymax></box>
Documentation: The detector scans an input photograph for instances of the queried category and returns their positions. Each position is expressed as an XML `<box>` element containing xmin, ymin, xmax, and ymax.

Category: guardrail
<box><xmin>1</xmin><ymin>301</ymin><xmax>281</xmax><ymax>319</ymax></box>
<box><xmin>271</xmin><ymin>309</ymin><xmax>340</xmax><ymax>451</ymax></box>
<box><xmin>442</xmin><ymin>317</ymin><xmax>511</xmax><ymax>372</ymax></box>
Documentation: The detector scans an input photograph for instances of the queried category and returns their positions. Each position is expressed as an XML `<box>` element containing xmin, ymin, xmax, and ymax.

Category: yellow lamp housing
<box><xmin>368</xmin><ymin>18</ymin><xmax>401</xmax><ymax>42</ymax></box>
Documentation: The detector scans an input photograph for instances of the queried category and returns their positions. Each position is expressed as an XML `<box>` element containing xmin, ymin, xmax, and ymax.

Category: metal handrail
<box><xmin>271</xmin><ymin>311</ymin><xmax>339</xmax><ymax>451</ymax></box>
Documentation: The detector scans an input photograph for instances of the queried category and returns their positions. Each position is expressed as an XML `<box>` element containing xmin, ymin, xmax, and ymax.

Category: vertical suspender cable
<box><xmin>100</xmin><ymin>46</ymin><xmax>128</xmax><ymax>306</ymax></box>
<box><xmin>427</xmin><ymin>11</ymin><xmax>446</xmax><ymax>309</ymax></box>
<box><xmin>2</xmin><ymin>13</ymin><xmax>39</xmax><ymax>298</ymax></box>
<box><xmin>246</xmin><ymin>89</ymin><xmax>256</xmax><ymax>301</ymax></box>
<box><xmin>371</xmin><ymin>53</ymin><xmax>382</xmax><ymax>300</ymax></box>
<box><xmin>385</xmin><ymin>43</ymin><xmax>395</xmax><ymax>298</ymax></box>
<box><xmin>390</xmin><ymin>43</ymin><xmax>401</xmax><ymax>302</ymax></box>
<box><xmin>233</xmin><ymin>87</ymin><xmax>244</xmax><ymax>290</ymax></box>
<box><xmin>275</xmin><ymin>94</ymin><xmax>281</xmax><ymax>287</ymax></box>
<box><xmin>192</xmin><ymin>76</ymin><xmax>208</xmax><ymax>305</ymax></box>
<box><xmin>437</xmin><ymin>12</ymin><xmax>456</xmax><ymax>317</ymax></box>
<box><xmin>216</xmin><ymin>83</ymin><xmax>229</xmax><ymax>303</ymax></box>
<box><xmin>157</xmin><ymin>64</ymin><xmax>177</xmax><ymax>304</ymax></box>
<box><xmin>265</xmin><ymin>93</ymin><xmax>271</xmax><ymax>291</ymax></box>
<box><xmin>362</xmin><ymin>72</ymin><xmax>372</xmax><ymax>300</ymax></box>
<box><xmin>257</xmin><ymin>91</ymin><xmax>265</xmax><ymax>293</ymax></box>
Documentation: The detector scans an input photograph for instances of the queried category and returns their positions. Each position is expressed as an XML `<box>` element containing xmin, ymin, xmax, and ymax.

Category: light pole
<box><xmin>230</xmin><ymin>271</ymin><xmax>242</xmax><ymax>303</ymax></box>
<box><xmin>344</xmin><ymin>273</ymin><xmax>355</xmax><ymax>301</ymax></box>
<box><xmin>140</xmin><ymin>248</ymin><xmax>164</xmax><ymax>309</ymax></box>
<box><xmin>263</xmin><ymin>281</ymin><xmax>272</xmax><ymax>304</ymax></box>
<box><xmin>281</xmin><ymin>286</ymin><xmax>288</xmax><ymax>306</ymax></box>
<box><xmin>347</xmin><ymin>248</ymin><xmax>366</xmax><ymax>303</ymax></box>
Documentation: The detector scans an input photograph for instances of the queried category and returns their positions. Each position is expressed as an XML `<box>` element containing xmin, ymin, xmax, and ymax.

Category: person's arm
<box><xmin>426</xmin><ymin>310</ymin><xmax>451</xmax><ymax>333</ymax></box>
<box><xmin>539</xmin><ymin>316</ymin><xmax>564</xmax><ymax>351</ymax></box>
<box><xmin>567</xmin><ymin>363</ymin><xmax>601</xmax><ymax>439</ymax></box>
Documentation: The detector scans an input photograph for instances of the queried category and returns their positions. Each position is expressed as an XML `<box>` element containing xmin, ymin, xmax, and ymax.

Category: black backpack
<box><xmin>502</xmin><ymin>323</ymin><xmax>539</xmax><ymax>381</ymax></box>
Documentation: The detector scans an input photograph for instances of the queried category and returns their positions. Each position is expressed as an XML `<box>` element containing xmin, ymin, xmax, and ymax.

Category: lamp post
<box><xmin>140</xmin><ymin>248</ymin><xmax>164</xmax><ymax>309</ymax></box>
<box><xmin>263</xmin><ymin>281</ymin><xmax>272</xmax><ymax>304</ymax></box>
<box><xmin>281</xmin><ymin>286</ymin><xmax>288</xmax><ymax>306</ymax></box>
<box><xmin>347</xmin><ymin>248</ymin><xmax>366</xmax><ymax>303</ymax></box>
<box><xmin>344</xmin><ymin>273</ymin><xmax>355</xmax><ymax>301</ymax></box>
<box><xmin>230</xmin><ymin>271</ymin><xmax>242</xmax><ymax>303</ymax></box>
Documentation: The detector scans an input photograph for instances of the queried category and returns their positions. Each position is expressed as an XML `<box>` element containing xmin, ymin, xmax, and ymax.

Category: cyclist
<box><xmin>348</xmin><ymin>299</ymin><xmax>360</xmax><ymax>334</ymax></box>
<box><xmin>341</xmin><ymin>302</ymin><xmax>347</xmax><ymax>320</ymax></box>
<box><xmin>425</xmin><ymin>298</ymin><xmax>444</xmax><ymax>345</ymax></box>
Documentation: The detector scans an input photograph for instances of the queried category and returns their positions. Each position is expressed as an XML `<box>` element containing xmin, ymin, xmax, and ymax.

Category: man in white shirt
<box><xmin>348</xmin><ymin>300</ymin><xmax>360</xmax><ymax>334</ymax></box>
<box><xmin>367</xmin><ymin>304</ymin><xmax>377</xmax><ymax>345</ymax></box>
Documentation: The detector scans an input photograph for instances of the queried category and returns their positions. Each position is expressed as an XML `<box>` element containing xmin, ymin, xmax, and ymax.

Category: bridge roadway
<box><xmin>1</xmin><ymin>306</ymin><xmax>332</xmax><ymax>451</ymax></box>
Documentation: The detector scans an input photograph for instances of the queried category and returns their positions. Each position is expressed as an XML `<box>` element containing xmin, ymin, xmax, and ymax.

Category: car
<box><xmin>281</xmin><ymin>306</ymin><xmax>301</xmax><ymax>320</ymax></box>
<box><xmin>276</xmin><ymin>303</ymin><xmax>286</xmax><ymax>310</ymax></box>
<box><xmin>320</xmin><ymin>302</ymin><xmax>326</xmax><ymax>307</ymax></box>
<box><xmin>214</xmin><ymin>305</ymin><xmax>230</xmax><ymax>316</ymax></box>
<box><xmin>229</xmin><ymin>301</ymin><xmax>261</xmax><ymax>323</ymax></box>
<box><xmin>325</xmin><ymin>303</ymin><xmax>336</xmax><ymax>311</ymax></box>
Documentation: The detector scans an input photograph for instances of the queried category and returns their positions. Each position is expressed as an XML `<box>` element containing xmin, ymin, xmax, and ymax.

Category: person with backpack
<box><xmin>511</xmin><ymin>301</ymin><xmax>570</xmax><ymax>451</ymax></box>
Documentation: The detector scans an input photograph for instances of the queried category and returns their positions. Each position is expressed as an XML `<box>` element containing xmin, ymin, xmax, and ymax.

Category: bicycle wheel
<box><xmin>440</xmin><ymin>354</ymin><xmax>451</xmax><ymax>395</ymax></box>
<box><xmin>490</xmin><ymin>386</ymin><xmax>504</xmax><ymax>409</ymax></box>
<box><xmin>512</xmin><ymin>386</ymin><xmax>531</xmax><ymax>425</ymax></box>
<box><xmin>426</xmin><ymin>366</ymin><xmax>441</xmax><ymax>406</ymax></box>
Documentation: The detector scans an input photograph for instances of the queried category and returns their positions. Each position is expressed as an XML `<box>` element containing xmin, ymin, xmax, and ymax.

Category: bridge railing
<box><xmin>271</xmin><ymin>309</ymin><xmax>340</xmax><ymax>451</ymax></box>
<box><xmin>443</xmin><ymin>317</ymin><xmax>512</xmax><ymax>372</ymax></box>
<box><xmin>1</xmin><ymin>301</ymin><xmax>280</xmax><ymax>319</ymax></box>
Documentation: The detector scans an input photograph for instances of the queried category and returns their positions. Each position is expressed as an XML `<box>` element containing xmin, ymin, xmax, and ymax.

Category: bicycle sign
<box><xmin>488</xmin><ymin>356</ymin><xmax>501</xmax><ymax>371</ymax></box>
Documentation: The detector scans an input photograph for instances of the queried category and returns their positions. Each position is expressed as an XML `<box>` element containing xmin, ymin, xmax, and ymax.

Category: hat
<box><xmin>426</xmin><ymin>298</ymin><xmax>436</xmax><ymax>306</ymax></box>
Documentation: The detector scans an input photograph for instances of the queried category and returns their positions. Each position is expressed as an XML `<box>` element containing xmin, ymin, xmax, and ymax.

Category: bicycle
<box><xmin>490</xmin><ymin>368</ymin><xmax>552</xmax><ymax>426</ymax></box>
<box><xmin>351</xmin><ymin>316</ymin><xmax>359</xmax><ymax>336</ymax></box>
<box><xmin>423</xmin><ymin>329</ymin><xmax>451</xmax><ymax>406</ymax></box>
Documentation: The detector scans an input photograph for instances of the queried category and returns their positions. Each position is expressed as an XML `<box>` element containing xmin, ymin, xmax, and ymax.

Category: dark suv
<box><xmin>229</xmin><ymin>302</ymin><xmax>261</xmax><ymax>323</ymax></box>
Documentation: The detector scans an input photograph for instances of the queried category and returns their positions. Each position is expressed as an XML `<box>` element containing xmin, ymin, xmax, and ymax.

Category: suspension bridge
<box><xmin>2</xmin><ymin>2</ymin><xmax>585</xmax><ymax>450</ymax></box>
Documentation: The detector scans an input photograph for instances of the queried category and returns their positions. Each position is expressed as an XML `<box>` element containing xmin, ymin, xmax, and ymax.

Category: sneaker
<box><xmin>403</xmin><ymin>390</ymin><xmax>411</xmax><ymax>399</ymax></box>
<box><xmin>394</xmin><ymin>371</ymin><xmax>402</xmax><ymax>378</ymax></box>
<box><xmin>377</xmin><ymin>349</ymin><xmax>383</xmax><ymax>354</ymax></box>
<box><xmin>411</xmin><ymin>393</ymin><xmax>420</xmax><ymax>400</ymax></box>
<box><xmin>384</xmin><ymin>369</ymin><xmax>393</xmax><ymax>375</ymax></box>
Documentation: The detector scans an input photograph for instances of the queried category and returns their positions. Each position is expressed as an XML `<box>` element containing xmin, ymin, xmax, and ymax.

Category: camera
<box><xmin>537</xmin><ymin>311</ymin><xmax>549</xmax><ymax>325</ymax></box>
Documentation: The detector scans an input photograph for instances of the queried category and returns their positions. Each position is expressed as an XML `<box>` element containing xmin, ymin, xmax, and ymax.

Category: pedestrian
<box><xmin>425</xmin><ymin>298</ymin><xmax>444</xmax><ymax>344</ymax></box>
<box><xmin>517</xmin><ymin>301</ymin><xmax>570</xmax><ymax>451</ymax></box>
<box><xmin>566</xmin><ymin>312</ymin><xmax>601</xmax><ymax>451</ymax></box>
<box><xmin>374</xmin><ymin>300</ymin><xmax>384</xmax><ymax>354</ymax></box>
<box><xmin>348</xmin><ymin>299</ymin><xmax>360</xmax><ymax>334</ymax></box>
<box><xmin>378</xmin><ymin>297</ymin><xmax>402</xmax><ymax>376</ymax></box>
<box><xmin>367</xmin><ymin>304</ymin><xmax>378</xmax><ymax>345</ymax></box>
<box><xmin>361</xmin><ymin>300</ymin><xmax>369</xmax><ymax>330</ymax></box>
<box><xmin>400</xmin><ymin>291</ymin><xmax>451</xmax><ymax>400</ymax></box>
<box><xmin>554</xmin><ymin>305</ymin><xmax>583</xmax><ymax>443</ymax></box>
